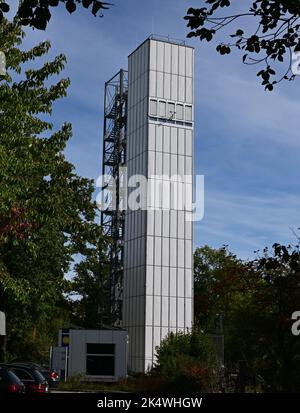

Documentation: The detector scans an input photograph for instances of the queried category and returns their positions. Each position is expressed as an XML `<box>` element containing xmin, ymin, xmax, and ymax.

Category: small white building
<box><xmin>56</xmin><ymin>328</ymin><xmax>128</xmax><ymax>382</ymax></box>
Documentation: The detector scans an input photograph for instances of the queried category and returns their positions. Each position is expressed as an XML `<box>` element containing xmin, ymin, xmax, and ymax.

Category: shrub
<box><xmin>151</xmin><ymin>328</ymin><xmax>219</xmax><ymax>392</ymax></box>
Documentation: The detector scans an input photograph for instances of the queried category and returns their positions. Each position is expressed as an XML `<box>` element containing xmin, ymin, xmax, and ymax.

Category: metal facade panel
<box><xmin>170</xmin><ymin>268</ymin><xmax>177</xmax><ymax>296</ymax></box>
<box><xmin>149</xmin><ymin>40</ymin><xmax>157</xmax><ymax>71</ymax></box>
<box><xmin>164</xmin><ymin>43</ymin><xmax>171</xmax><ymax>73</ymax></box>
<box><xmin>186</xmin><ymin>47</ymin><xmax>193</xmax><ymax>77</ymax></box>
<box><xmin>164</xmin><ymin>73</ymin><xmax>171</xmax><ymax>99</ymax></box>
<box><xmin>185</xmin><ymin>269</ymin><xmax>193</xmax><ymax>299</ymax></box>
<box><xmin>171</xmin><ymin>44</ymin><xmax>179</xmax><ymax>75</ymax></box>
<box><xmin>157</xmin><ymin>41</ymin><xmax>164</xmax><ymax>72</ymax></box>
<box><xmin>162</xmin><ymin>237</ymin><xmax>170</xmax><ymax>267</ymax></box>
<box><xmin>146</xmin><ymin>266</ymin><xmax>154</xmax><ymax>295</ymax></box>
<box><xmin>177</xmin><ymin>239</ymin><xmax>185</xmax><ymax>268</ymax></box>
<box><xmin>149</xmin><ymin>70</ymin><xmax>156</xmax><ymax>96</ymax></box>
<box><xmin>178</xmin><ymin>76</ymin><xmax>185</xmax><ymax>102</ymax></box>
<box><xmin>185</xmin><ymin>76</ymin><xmax>193</xmax><ymax>103</ymax></box>
<box><xmin>177</xmin><ymin>298</ymin><xmax>185</xmax><ymax>327</ymax></box>
<box><xmin>171</xmin><ymin>74</ymin><xmax>178</xmax><ymax>101</ymax></box>
<box><xmin>185</xmin><ymin>240</ymin><xmax>192</xmax><ymax>269</ymax></box>
<box><xmin>157</xmin><ymin>71</ymin><xmax>164</xmax><ymax>98</ymax></box>
<box><xmin>154</xmin><ymin>296</ymin><xmax>161</xmax><ymax>325</ymax></box>
<box><xmin>179</xmin><ymin>46</ymin><xmax>186</xmax><ymax>76</ymax></box>
<box><xmin>162</xmin><ymin>297</ymin><xmax>169</xmax><ymax>327</ymax></box>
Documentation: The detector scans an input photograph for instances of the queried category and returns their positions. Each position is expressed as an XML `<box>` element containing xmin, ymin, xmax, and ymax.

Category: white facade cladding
<box><xmin>122</xmin><ymin>37</ymin><xmax>194</xmax><ymax>372</ymax></box>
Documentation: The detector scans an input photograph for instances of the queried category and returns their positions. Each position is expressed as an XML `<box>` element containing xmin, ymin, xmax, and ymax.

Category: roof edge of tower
<box><xmin>128</xmin><ymin>34</ymin><xmax>194</xmax><ymax>58</ymax></box>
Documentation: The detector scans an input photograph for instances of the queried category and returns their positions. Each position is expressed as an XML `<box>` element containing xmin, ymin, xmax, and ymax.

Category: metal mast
<box><xmin>101</xmin><ymin>70</ymin><xmax>128</xmax><ymax>325</ymax></box>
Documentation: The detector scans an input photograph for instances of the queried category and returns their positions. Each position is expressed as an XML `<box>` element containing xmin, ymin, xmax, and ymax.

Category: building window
<box><xmin>158</xmin><ymin>101</ymin><xmax>166</xmax><ymax>117</ymax></box>
<box><xmin>150</xmin><ymin>99</ymin><xmax>157</xmax><ymax>116</ymax></box>
<box><xmin>86</xmin><ymin>343</ymin><xmax>115</xmax><ymax>376</ymax></box>
<box><xmin>176</xmin><ymin>104</ymin><xmax>183</xmax><ymax>120</ymax></box>
<box><xmin>185</xmin><ymin>105</ymin><xmax>192</xmax><ymax>122</ymax></box>
<box><xmin>167</xmin><ymin>102</ymin><xmax>175</xmax><ymax>119</ymax></box>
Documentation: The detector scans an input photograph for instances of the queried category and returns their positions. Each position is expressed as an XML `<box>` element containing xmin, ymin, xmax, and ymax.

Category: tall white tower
<box><xmin>122</xmin><ymin>36</ymin><xmax>194</xmax><ymax>372</ymax></box>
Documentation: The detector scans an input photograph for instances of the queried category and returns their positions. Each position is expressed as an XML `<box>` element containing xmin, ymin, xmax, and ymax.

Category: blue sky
<box><xmin>19</xmin><ymin>0</ymin><xmax>300</xmax><ymax>260</ymax></box>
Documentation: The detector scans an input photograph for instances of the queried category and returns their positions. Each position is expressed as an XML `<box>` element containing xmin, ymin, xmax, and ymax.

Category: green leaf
<box><xmin>0</xmin><ymin>2</ymin><xmax>9</xmax><ymax>13</ymax></box>
<box><xmin>66</xmin><ymin>0</ymin><xmax>76</xmax><ymax>14</ymax></box>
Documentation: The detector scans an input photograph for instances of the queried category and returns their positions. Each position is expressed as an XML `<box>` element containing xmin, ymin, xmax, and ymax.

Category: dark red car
<box><xmin>0</xmin><ymin>365</ymin><xmax>25</xmax><ymax>394</ymax></box>
<box><xmin>8</xmin><ymin>364</ymin><xmax>49</xmax><ymax>393</ymax></box>
<box><xmin>11</xmin><ymin>362</ymin><xmax>60</xmax><ymax>388</ymax></box>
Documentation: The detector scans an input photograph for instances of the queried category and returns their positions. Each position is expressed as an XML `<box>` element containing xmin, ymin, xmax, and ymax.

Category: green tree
<box><xmin>244</xmin><ymin>243</ymin><xmax>300</xmax><ymax>392</ymax></box>
<box><xmin>70</xmin><ymin>222</ymin><xmax>109</xmax><ymax>328</ymax></box>
<box><xmin>194</xmin><ymin>243</ymin><xmax>300</xmax><ymax>392</ymax></box>
<box><xmin>185</xmin><ymin>1</ymin><xmax>300</xmax><ymax>89</ymax></box>
<box><xmin>152</xmin><ymin>328</ymin><xmax>219</xmax><ymax>392</ymax></box>
<box><xmin>0</xmin><ymin>1</ymin><xmax>111</xmax><ymax>30</ymax></box>
<box><xmin>0</xmin><ymin>20</ymin><xmax>100</xmax><ymax>361</ymax></box>
<box><xmin>193</xmin><ymin>245</ymin><xmax>246</xmax><ymax>330</ymax></box>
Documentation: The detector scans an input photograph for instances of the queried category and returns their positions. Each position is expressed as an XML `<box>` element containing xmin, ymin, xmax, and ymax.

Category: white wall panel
<box><xmin>164</xmin><ymin>43</ymin><xmax>171</xmax><ymax>73</ymax></box>
<box><xmin>154</xmin><ymin>266</ymin><xmax>161</xmax><ymax>296</ymax></box>
<box><xmin>150</xmin><ymin>40</ymin><xmax>157</xmax><ymax>71</ymax></box>
<box><xmin>178</xmin><ymin>46</ymin><xmax>186</xmax><ymax>76</ymax></box>
<box><xmin>170</xmin><ymin>127</ymin><xmax>177</xmax><ymax>154</ymax></box>
<box><xmin>178</xmin><ymin>155</ymin><xmax>185</xmax><ymax>177</ymax></box>
<box><xmin>185</xmin><ymin>183</ymin><xmax>193</xmax><ymax>211</ymax></box>
<box><xmin>163</xmin><ymin>153</ymin><xmax>170</xmax><ymax>176</ymax></box>
<box><xmin>155</xmin><ymin>125</ymin><xmax>163</xmax><ymax>152</ymax></box>
<box><xmin>162</xmin><ymin>237</ymin><xmax>169</xmax><ymax>267</ymax></box>
<box><xmin>162</xmin><ymin>210</ymin><xmax>169</xmax><ymax>237</ymax></box>
<box><xmin>186</xmin><ymin>47</ymin><xmax>193</xmax><ymax>77</ymax></box>
<box><xmin>177</xmin><ymin>210</ymin><xmax>185</xmax><ymax>239</ymax></box>
<box><xmin>170</xmin><ymin>210</ymin><xmax>177</xmax><ymax>238</ymax></box>
<box><xmin>157</xmin><ymin>41</ymin><xmax>164</xmax><ymax>72</ymax></box>
<box><xmin>148</xmin><ymin>151</ymin><xmax>155</xmax><ymax>176</ymax></box>
<box><xmin>178</xmin><ymin>128</ymin><xmax>185</xmax><ymax>155</ymax></box>
<box><xmin>164</xmin><ymin>73</ymin><xmax>171</xmax><ymax>99</ymax></box>
<box><xmin>185</xmin><ymin>219</ymin><xmax>192</xmax><ymax>240</ymax></box>
<box><xmin>170</xmin><ymin>268</ymin><xmax>177</xmax><ymax>296</ymax></box>
<box><xmin>163</xmin><ymin>126</ymin><xmax>170</xmax><ymax>153</ymax></box>
<box><xmin>170</xmin><ymin>154</ymin><xmax>177</xmax><ymax>176</ymax></box>
<box><xmin>185</xmin><ymin>298</ymin><xmax>192</xmax><ymax>327</ymax></box>
<box><xmin>147</xmin><ymin>210</ymin><xmax>154</xmax><ymax>236</ymax></box>
<box><xmin>153</xmin><ymin>296</ymin><xmax>161</xmax><ymax>325</ymax></box>
<box><xmin>162</xmin><ymin>267</ymin><xmax>169</xmax><ymax>296</ymax></box>
<box><xmin>177</xmin><ymin>298</ymin><xmax>185</xmax><ymax>327</ymax></box>
<box><xmin>185</xmin><ymin>240</ymin><xmax>192</xmax><ymax>269</ymax></box>
<box><xmin>185</xmin><ymin>77</ymin><xmax>193</xmax><ymax>103</ymax></box>
<box><xmin>145</xmin><ymin>326</ymin><xmax>153</xmax><ymax>360</ymax></box>
<box><xmin>171</xmin><ymin>74</ymin><xmax>178</xmax><ymax>101</ymax></box>
<box><xmin>149</xmin><ymin>71</ymin><xmax>156</xmax><ymax>97</ymax></box>
<box><xmin>171</xmin><ymin>44</ymin><xmax>178</xmax><ymax>75</ymax></box>
<box><xmin>185</xmin><ymin>129</ymin><xmax>193</xmax><ymax>156</ymax></box>
<box><xmin>154</xmin><ymin>236</ymin><xmax>162</xmax><ymax>266</ymax></box>
<box><xmin>162</xmin><ymin>297</ymin><xmax>169</xmax><ymax>327</ymax></box>
<box><xmin>155</xmin><ymin>151</ymin><xmax>163</xmax><ymax>175</ymax></box>
<box><xmin>146</xmin><ymin>236</ymin><xmax>154</xmax><ymax>266</ymax></box>
<box><xmin>154</xmin><ymin>210</ymin><xmax>162</xmax><ymax>236</ymax></box>
<box><xmin>185</xmin><ymin>155</ymin><xmax>192</xmax><ymax>177</ymax></box>
<box><xmin>157</xmin><ymin>72</ymin><xmax>164</xmax><ymax>98</ymax></box>
<box><xmin>177</xmin><ymin>239</ymin><xmax>185</xmax><ymax>268</ymax></box>
<box><xmin>162</xmin><ymin>179</ymin><xmax>170</xmax><ymax>209</ymax></box>
<box><xmin>170</xmin><ymin>238</ymin><xmax>177</xmax><ymax>268</ymax></box>
<box><xmin>178</xmin><ymin>76</ymin><xmax>185</xmax><ymax>102</ymax></box>
<box><xmin>146</xmin><ymin>266</ymin><xmax>154</xmax><ymax>295</ymax></box>
<box><xmin>170</xmin><ymin>298</ymin><xmax>177</xmax><ymax>327</ymax></box>
<box><xmin>177</xmin><ymin>268</ymin><xmax>185</xmax><ymax>298</ymax></box>
<box><xmin>185</xmin><ymin>269</ymin><xmax>192</xmax><ymax>299</ymax></box>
